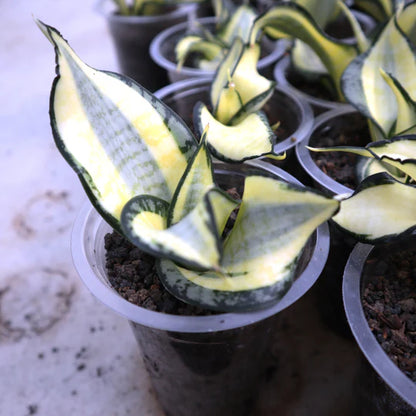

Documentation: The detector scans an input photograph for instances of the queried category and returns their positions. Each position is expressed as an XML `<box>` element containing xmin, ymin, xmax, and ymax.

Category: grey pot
<box><xmin>150</xmin><ymin>16</ymin><xmax>289</xmax><ymax>83</ymax></box>
<box><xmin>343</xmin><ymin>240</ymin><xmax>416</xmax><ymax>415</ymax></box>
<box><xmin>96</xmin><ymin>0</ymin><xmax>196</xmax><ymax>91</ymax></box>
<box><xmin>71</xmin><ymin>160</ymin><xmax>330</xmax><ymax>416</ymax></box>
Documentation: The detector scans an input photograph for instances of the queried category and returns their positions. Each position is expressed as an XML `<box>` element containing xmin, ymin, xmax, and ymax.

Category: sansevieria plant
<box><xmin>38</xmin><ymin>21</ymin><xmax>340</xmax><ymax>312</ymax></box>
<box><xmin>111</xmin><ymin>0</ymin><xmax>203</xmax><ymax>16</ymax></box>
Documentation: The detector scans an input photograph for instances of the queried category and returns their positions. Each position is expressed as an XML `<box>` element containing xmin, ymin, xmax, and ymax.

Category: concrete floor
<box><xmin>1</xmin><ymin>1</ymin><xmax>362</xmax><ymax>415</ymax></box>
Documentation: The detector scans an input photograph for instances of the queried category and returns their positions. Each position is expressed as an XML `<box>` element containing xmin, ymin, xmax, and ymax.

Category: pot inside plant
<box><xmin>343</xmin><ymin>238</ymin><xmax>416</xmax><ymax>415</ymax></box>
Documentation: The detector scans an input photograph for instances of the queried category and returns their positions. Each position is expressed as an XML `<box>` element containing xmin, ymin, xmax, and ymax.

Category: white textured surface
<box><xmin>1</xmin><ymin>1</ymin><xmax>163</xmax><ymax>415</ymax></box>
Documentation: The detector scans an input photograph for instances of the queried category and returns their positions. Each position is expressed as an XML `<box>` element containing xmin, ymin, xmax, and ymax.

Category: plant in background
<box><xmin>175</xmin><ymin>0</ymin><xmax>260</xmax><ymax>71</ymax></box>
<box><xmin>38</xmin><ymin>21</ymin><xmax>339</xmax><ymax>312</ymax></box>
<box><xmin>111</xmin><ymin>0</ymin><xmax>204</xmax><ymax>16</ymax></box>
<box><xmin>351</xmin><ymin>0</ymin><xmax>395</xmax><ymax>22</ymax></box>
<box><xmin>249</xmin><ymin>0</ymin><xmax>368</xmax><ymax>100</ymax></box>
<box><xmin>192</xmin><ymin>35</ymin><xmax>288</xmax><ymax>162</ymax></box>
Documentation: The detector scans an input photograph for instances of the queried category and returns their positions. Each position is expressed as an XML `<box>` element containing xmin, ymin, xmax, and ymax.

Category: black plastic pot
<box><xmin>150</xmin><ymin>16</ymin><xmax>289</xmax><ymax>83</ymax></box>
<box><xmin>96</xmin><ymin>0</ymin><xmax>196</xmax><ymax>91</ymax></box>
<box><xmin>155</xmin><ymin>77</ymin><xmax>313</xmax><ymax>178</ymax></box>
<box><xmin>343</xmin><ymin>240</ymin><xmax>416</xmax><ymax>415</ymax></box>
<box><xmin>71</xmin><ymin>160</ymin><xmax>330</xmax><ymax>416</ymax></box>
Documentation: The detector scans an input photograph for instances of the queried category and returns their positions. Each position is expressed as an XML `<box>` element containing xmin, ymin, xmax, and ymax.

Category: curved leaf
<box><xmin>250</xmin><ymin>2</ymin><xmax>358</xmax><ymax>99</ymax></box>
<box><xmin>333</xmin><ymin>172</ymin><xmax>416</xmax><ymax>242</ymax></box>
<box><xmin>158</xmin><ymin>175</ymin><xmax>339</xmax><ymax>311</ymax></box>
<box><xmin>38</xmin><ymin>21</ymin><xmax>197</xmax><ymax>232</ymax></box>
<box><xmin>121</xmin><ymin>188</ymin><xmax>237</xmax><ymax>271</ymax></box>
<box><xmin>341</xmin><ymin>10</ymin><xmax>416</xmax><ymax>138</ymax></box>
<box><xmin>194</xmin><ymin>102</ymin><xmax>275</xmax><ymax>162</ymax></box>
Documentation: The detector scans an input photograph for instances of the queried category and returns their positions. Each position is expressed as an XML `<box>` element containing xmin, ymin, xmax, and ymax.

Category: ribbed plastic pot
<box><xmin>96</xmin><ymin>0</ymin><xmax>196</xmax><ymax>91</ymax></box>
<box><xmin>343</xmin><ymin>240</ymin><xmax>416</xmax><ymax>415</ymax></box>
<box><xmin>155</xmin><ymin>77</ymin><xmax>313</xmax><ymax>176</ymax></box>
<box><xmin>150</xmin><ymin>16</ymin><xmax>289</xmax><ymax>83</ymax></box>
<box><xmin>71</xmin><ymin>160</ymin><xmax>330</xmax><ymax>416</ymax></box>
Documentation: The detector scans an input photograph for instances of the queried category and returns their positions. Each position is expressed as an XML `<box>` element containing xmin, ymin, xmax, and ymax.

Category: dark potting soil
<box><xmin>104</xmin><ymin>187</ymin><xmax>241</xmax><ymax>316</ymax></box>
<box><xmin>362</xmin><ymin>247</ymin><xmax>416</xmax><ymax>383</ymax></box>
<box><xmin>309</xmin><ymin>115</ymin><xmax>370</xmax><ymax>190</ymax></box>
<box><xmin>104</xmin><ymin>231</ymin><xmax>217</xmax><ymax>316</ymax></box>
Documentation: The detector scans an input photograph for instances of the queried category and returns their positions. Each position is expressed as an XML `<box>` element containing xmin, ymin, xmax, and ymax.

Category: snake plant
<box><xmin>330</xmin><ymin>135</ymin><xmax>416</xmax><ymax>242</ymax></box>
<box><xmin>39</xmin><ymin>21</ymin><xmax>339</xmax><ymax>311</ymax></box>
<box><xmin>175</xmin><ymin>0</ymin><xmax>259</xmax><ymax>71</ymax></box>
<box><xmin>341</xmin><ymin>1</ymin><xmax>416</xmax><ymax>141</ymax></box>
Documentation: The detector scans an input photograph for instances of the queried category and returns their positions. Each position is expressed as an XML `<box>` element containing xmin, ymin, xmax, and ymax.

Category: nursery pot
<box><xmin>96</xmin><ymin>0</ymin><xmax>196</xmax><ymax>91</ymax></box>
<box><xmin>296</xmin><ymin>107</ymin><xmax>370</xmax><ymax>195</ymax></box>
<box><xmin>150</xmin><ymin>17</ymin><xmax>289</xmax><ymax>83</ymax></box>
<box><xmin>295</xmin><ymin>107</ymin><xmax>371</xmax><ymax>336</ymax></box>
<box><xmin>71</xmin><ymin>160</ymin><xmax>330</xmax><ymax>416</ymax></box>
<box><xmin>155</xmin><ymin>77</ymin><xmax>313</xmax><ymax>177</ymax></box>
<box><xmin>343</xmin><ymin>239</ymin><xmax>416</xmax><ymax>415</ymax></box>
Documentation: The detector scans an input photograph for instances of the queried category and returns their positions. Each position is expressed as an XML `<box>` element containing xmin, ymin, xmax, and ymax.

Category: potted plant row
<box><xmin>38</xmin><ymin>2</ymin><xmax>416</xmax><ymax>412</ymax></box>
<box><xmin>149</xmin><ymin>0</ymin><xmax>288</xmax><ymax>83</ymax></box>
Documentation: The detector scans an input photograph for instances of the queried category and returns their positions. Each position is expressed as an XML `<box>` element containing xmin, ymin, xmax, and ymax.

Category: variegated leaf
<box><xmin>194</xmin><ymin>102</ymin><xmax>275</xmax><ymax>162</ymax></box>
<box><xmin>352</xmin><ymin>0</ymin><xmax>394</xmax><ymax>22</ymax></box>
<box><xmin>158</xmin><ymin>176</ymin><xmax>339</xmax><ymax>311</ymax></box>
<box><xmin>333</xmin><ymin>172</ymin><xmax>416</xmax><ymax>242</ymax></box>
<box><xmin>250</xmin><ymin>2</ymin><xmax>358</xmax><ymax>99</ymax></box>
<box><xmin>38</xmin><ymin>21</ymin><xmax>197</xmax><ymax>231</ymax></box>
<box><xmin>341</xmin><ymin>7</ymin><xmax>416</xmax><ymax>139</ymax></box>
<box><xmin>121</xmin><ymin>188</ymin><xmax>237</xmax><ymax>271</ymax></box>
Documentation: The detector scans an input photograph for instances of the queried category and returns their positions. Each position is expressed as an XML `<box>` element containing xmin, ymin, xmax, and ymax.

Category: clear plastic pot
<box><xmin>150</xmin><ymin>16</ymin><xmax>289</xmax><ymax>83</ymax></box>
<box><xmin>343</xmin><ymin>239</ymin><xmax>416</xmax><ymax>415</ymax></box>
<box><xmin>71</xmin><ymin>160</ymin><xmax>330</xmax><ymax>416</ymax></box>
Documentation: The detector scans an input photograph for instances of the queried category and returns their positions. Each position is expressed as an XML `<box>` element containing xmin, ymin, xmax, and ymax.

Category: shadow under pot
<box><xmin>150</xmin><ymin>16</ymin><xmax>289</xmax><ymax>84</ymax></box>
<box><xmin>295</xmin><ymin>107</ymin><xmax>371</xmax><ymax>337</ymax></box>
<box><xmin>96</xmin><ymin>0</ymin><xmax>196</xmax><ymax>92</ymax></box>
<box><xmin>272</xmin><ymin>10</ymin><xmax>375</xmax><ymax>116</ymax></box>
<box><xmin>71</xmin><ymin>160</ymin><xmax>330</xmax><ymax>416</ymax></box>
<box><xmin>343</xmin><ymin>238</ymin><xmax>416</xmax><ymax>415</ymax></box>
<box><xmin>155</xmin><ymin>77</ymin><xmax>313</xmax><ymax>176</ymax></box>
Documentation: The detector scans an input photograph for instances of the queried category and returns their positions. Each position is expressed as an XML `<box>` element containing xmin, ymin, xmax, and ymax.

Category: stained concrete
<box><xmin>1</xmin><ymin>1</ymin><xmax>361</xmax><ymax>415</ymax></box>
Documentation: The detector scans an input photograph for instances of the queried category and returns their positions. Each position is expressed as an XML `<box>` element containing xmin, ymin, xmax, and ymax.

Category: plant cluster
<box><xmin>38</xmin><ymin>0</ymin><xmax>416</xmax><ymax>313</ymax></box>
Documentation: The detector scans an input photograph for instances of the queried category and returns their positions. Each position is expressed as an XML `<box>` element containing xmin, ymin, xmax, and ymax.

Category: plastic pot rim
<box><xmin>295</xmin><ymin>106</ymin><xmax>358</xmax><ymax>196</ymax></box>
<box><xmin>95</xmin><ymin>0</ymin><xmax>196</xmax><ymax>23</ymax></box>
<box><xmin>343</xmin><ymin>242</ymin><xmax>416</xmax><ymax>410</ymax></box>
<box><xmin>71</xmin><ymin>159</ymin><xmax>329</xmax><ymax>333</ymax></box>
<box><xmin>150</xmin><ymin>16</ymin><xmax>289</xmax><ymax>78</ymax></box>
<box><xmin>155</xmin><ymin>77</ymin><xmax>314</xmax><ymax>155</ymax></box>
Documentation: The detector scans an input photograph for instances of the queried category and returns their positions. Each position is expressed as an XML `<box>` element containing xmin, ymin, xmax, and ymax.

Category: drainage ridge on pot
<box><xmin>155</xmin><ymin>77</ymin><xmax>314</xmax><ymax>159</ymax></box>
<box><xmin>343</xmin><ymin>242</ymin><xmax>416</xmax><ymax>414</ymax></box>
<box><xmin>71</xmin><ymin>159</ymin><xmax>330</xmax><ymax>416</ymax></box>
<box><xmin>95</xmin><ymin>0</ymin><xmax>197</xmax><ymax>91</ymax></box>
<box><xmin>150</xmin><ymin>16</ymin><xmax>289</xmax><ymax>83</ymax></box>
